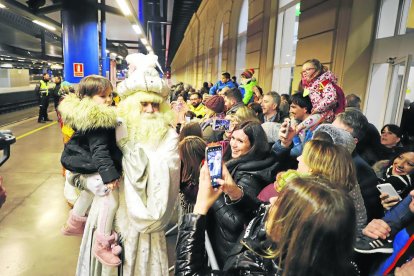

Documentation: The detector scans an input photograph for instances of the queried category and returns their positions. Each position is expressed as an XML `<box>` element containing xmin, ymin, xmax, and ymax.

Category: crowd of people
<box><xmin>51</xmin><ymin>54</ymin><xmax>414</xmax><ymax>275</ymax></box>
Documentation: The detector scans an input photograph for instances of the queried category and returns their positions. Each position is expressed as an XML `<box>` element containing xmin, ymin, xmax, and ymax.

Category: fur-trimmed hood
<box><xmin>58</xmin><ymin>93</ymin><xmax>118</xmax><ymax>131</ymax></box>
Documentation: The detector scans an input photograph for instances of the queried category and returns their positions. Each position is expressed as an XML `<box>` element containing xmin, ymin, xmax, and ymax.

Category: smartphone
<box><xmin>206</xmin><ymin>145</ymin><xmax>223</xmax><ymax>188</ymax></box>
<box><xmin>376</xmin><ymin>183</ymin><xmax>402</xmax><ymax>201</ymax></box>
<box><xmin>280</xmin><ymin>119</ymin><xmax>291</xmax><ymax>139</ymax></box>
<box><xmin>212</xmin><ymin>119</ymin><xmax>231</xmax><ymax>131</ymax></box>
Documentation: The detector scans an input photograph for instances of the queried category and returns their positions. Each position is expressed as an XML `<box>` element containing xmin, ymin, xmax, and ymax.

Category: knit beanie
<box><xmin>204</xmin><ymin>95</ymin><xmax>225</xmax><ymax>114</ymax></box>
<box><xmin>241</xmin><ymin>68</ymin><xmax>255</xmax><ymax>79</ymax></box>
<box><xmin>261</xmin><ymin>122</ymin><xmax>281</xmax><ymax>143</ymax></box>
<box><xmin>313</xmin><ymin>124</ymin><xmax>356</xmax><ymax>154</ymax></box>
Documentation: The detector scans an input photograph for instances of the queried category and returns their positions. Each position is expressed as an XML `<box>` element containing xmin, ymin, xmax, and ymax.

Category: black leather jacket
<box><xmin>175</xmin><ymin>205</ymin><xmax>281</xmax><ymax>276</ymax></box>
<box><xmin>206</xmin><ymin>154</ymin><xmax>281</xmax><ymax>267</ymax></box>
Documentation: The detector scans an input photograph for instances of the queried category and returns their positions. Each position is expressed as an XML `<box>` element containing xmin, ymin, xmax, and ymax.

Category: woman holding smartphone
<box><xmin>377</xmin><ymin>145</ymin><xmax>414</xmax><ymax>210</ymax></box>
<box><xmin>205</xmin><ymin>120</ymin><xmax>282</xmax><ymax>267</ymax></box>
<box><xmin>175</xmin><ymin>168</ymin><xmax>358</xmax><ymax>275</ymax></box>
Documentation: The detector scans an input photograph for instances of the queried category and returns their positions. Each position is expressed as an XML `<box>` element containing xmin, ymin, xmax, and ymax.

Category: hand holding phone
<box><xmin>206</xmin><ymin>145</ymin><xmax>223</xmax><ymax>188</ymax></box>
<box><xmin>212</xmin><ymin>119</ymin><xmax>230</xmax><ymax>131</ymax></box>
<box><xmin>376</xmin><ymin>183</ymin><xmax>402</xmax><ymax>201</ymax></box>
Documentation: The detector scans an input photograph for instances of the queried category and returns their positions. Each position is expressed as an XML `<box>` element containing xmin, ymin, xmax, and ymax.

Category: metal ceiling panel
<box><xmin>167</xmin><ymin>0</ymin><xmax>201</xmax><ymax>67</ymax></box>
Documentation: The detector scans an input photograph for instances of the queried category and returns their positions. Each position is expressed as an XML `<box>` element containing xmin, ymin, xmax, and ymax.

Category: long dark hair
<box><xmin>179</xmin><ymin>136</ymin><xmax>206</xmax><ymax>183</ymax></box>
<box><xmin>228</xmin><ymin>120</ymin><xmax>269</xmax><ymax>164</ymax></box>
<box><xmin>179</xmin><ymin>122</ymin><xmax>202</xmax><ymax>142</ymax></box>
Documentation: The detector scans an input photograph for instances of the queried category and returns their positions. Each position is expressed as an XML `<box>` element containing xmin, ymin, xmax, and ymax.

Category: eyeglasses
<box><xmin>301</xmin><ymin>68</ymin><xmax>316</xmax><ymax>74</ymax></box>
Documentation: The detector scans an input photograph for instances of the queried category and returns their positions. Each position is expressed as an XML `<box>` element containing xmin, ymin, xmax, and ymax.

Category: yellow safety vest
<box><xmin>39</xmin><ymin>80</ymin><xmax>49</xmax><ymax>96</ymax></box>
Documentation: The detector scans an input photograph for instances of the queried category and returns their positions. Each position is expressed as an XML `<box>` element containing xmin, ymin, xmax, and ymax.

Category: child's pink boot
<box><xmin>94</xmin><ymin>231</ymin><xmax>122</xmax><ymax>267</ymax></box>
<box><xmin>61</xmin><ymin>210</ymin><xmax>87</xmax><ymax>236</ymax></box>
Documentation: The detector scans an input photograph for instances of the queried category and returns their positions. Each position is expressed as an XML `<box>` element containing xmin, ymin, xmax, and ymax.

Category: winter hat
<box><xmin>313</xmin><ymin>124</ymin><xmax>356</xmax><ymax>154</ymax></box>
<box><xmin>116</xmin><ymin>53</ymin><xmax>169</xmax><ymax>102</ymax></box>
<box><xmin>261</xmin><ymin>122</ymin><xmax>281</xmax><ymax>143</ymax></box>
<box><xmin>241</xmin><ymin>68</ymin><xmax>255</xmax><ymax>79</ymax></box>
<box><xmin>204</xmin><ymin>95</ymin><xmax>225</xmax><ymax>114</ymax></box>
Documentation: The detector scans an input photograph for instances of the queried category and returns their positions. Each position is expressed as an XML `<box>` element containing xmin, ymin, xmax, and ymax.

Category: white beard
<box><xmin>134</xmin><ymin>112</ymin><xmax>169</xmax><ymax>145</ymax></box>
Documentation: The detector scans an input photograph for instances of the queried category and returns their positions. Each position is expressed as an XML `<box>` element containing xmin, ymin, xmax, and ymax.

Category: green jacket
<box><xmin>239</xmin><ymin>79</ymin><xmax>257</xmax><ymax>105</ymax></box>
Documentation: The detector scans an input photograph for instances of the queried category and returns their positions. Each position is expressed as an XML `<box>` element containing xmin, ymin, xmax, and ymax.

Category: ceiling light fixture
<box><xmin>33</xmin><ymin>20</ymin><xmax>56</xmax><ymax>31</ymax></box>
<box><xmin>116</xmin><ymin>0</ymin><xmax>131</xmax><ymax>16</ymax></box>
<box><xmin>132</xmin><ymin>24</ymin><xmax>142</xmax><ymax>35</ymax></box>
<box><xmin>0</xmin><ymin>3</ymin><xmax>6</xmax><ymax>9</ymax></box>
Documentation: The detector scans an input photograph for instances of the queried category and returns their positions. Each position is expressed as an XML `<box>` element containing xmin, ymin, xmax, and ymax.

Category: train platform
<box><xmin>0</xmin><ymin>85</ymin><xmax>36</xmax><ymax>94</ymax></box>
<box><xmin>0</xmin><ymin>111</ymin><xmax>177</xmax><ymax>275</ymax></box>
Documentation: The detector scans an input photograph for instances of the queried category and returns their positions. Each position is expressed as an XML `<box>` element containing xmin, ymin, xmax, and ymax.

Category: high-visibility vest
<box><xmin>39</xmin><ymin>80</ymin><xmax>49</xmax><ymax>95</ymax></box>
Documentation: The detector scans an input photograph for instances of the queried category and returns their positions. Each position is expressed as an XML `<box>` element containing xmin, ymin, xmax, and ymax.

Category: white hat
<box><xmin>116</xmin><ymin>53</ymin><xmax>169</xmax><ymax>101</ymax></box>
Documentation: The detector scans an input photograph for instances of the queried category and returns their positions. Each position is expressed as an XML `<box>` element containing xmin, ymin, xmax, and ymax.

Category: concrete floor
<box><xmin>0</xmin><ymin>112</ymin><xmax>177</xmax><ymax>276</ymax></box>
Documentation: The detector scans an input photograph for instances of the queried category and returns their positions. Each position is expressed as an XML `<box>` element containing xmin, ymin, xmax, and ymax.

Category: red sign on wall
<box><xmin>73</xmin><ymin>63</ymin><xmax>84</xmax><ymax>77</ymax></box>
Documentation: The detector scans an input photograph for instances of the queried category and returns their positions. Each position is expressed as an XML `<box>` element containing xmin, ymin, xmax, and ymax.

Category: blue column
<box><xmin>101</xmin><ymin>0</ymin><xmax>108</xmax><ymax>78</ymax></box>
<box><xmin>138</xmin><ymin>0</ymin><xmax>144</xmax><ymax>25</ymax></box>
<box><xmin>62</xmin><ymin>0</ymin><xmax>99</xmax><ymax>83</ymax></box>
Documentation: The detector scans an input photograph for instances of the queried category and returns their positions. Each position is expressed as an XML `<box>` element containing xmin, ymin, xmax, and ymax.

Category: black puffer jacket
<box><xmin>206</xmin><ymin>153</ymin><xmax>281</xmax><ymax>267</ymax></box>
<box><xmin>59</xmin><ymin>94</ymin><xmax>122</xmax><ymax>184</ymax></box>
<box><xmin>175</xmin><ymin>206</ymin><xmax>281</xmax><ymax>276</ymax></box>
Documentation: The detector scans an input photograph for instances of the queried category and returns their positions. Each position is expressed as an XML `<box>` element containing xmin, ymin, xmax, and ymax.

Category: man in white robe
<box><xmin>76</xmin><ymin>53</ymin><xmax>180</xmax><ymax>276</ymax></box>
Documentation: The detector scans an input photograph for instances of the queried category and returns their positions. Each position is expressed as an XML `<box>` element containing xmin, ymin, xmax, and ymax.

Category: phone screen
<box><xmin>206</xmin><ymin>145</ymin><xmax>222</xmax><ymax>188</ymax></box>
<box><xmin>213</xmin><ymin>119</ymin><xmax>231</xmax><ymax>131</ymax></box>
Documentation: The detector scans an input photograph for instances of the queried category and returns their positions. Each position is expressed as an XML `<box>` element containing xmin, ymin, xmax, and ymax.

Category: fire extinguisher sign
<box><xmin>73</xmin><ymin>63</ymin><xmax>84</xmax><ymax>77</ymax></box>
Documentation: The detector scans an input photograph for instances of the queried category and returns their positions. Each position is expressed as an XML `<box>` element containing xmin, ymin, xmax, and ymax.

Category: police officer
<box><xmin>36</xmin><ymin>73</ymin><xmax>52</xmax><ymax>123</ymax></box>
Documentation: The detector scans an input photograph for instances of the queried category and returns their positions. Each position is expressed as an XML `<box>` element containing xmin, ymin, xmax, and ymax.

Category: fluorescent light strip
<box><xmin>0</xmin><ymin>3</ymin><xmax>6</xmax><ymax>8</ymax></box>
<box><xmin>33</xmin><ymin>20</ymin><xmax>56</xmax><ymax>31</ymax></box>
<box><xmin>116</xmin><ymin>0</ymin><xmax>131</xmax><ymax>16</ymax></box>
<box><xmin>132</xmin><ymin>24</ymin><xmax>142</xmax><ymax>35</ymax></box>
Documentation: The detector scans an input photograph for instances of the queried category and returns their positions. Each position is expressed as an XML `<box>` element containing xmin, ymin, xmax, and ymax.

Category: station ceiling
<box><xmin>0</xmin><ymin>0</ymin><xmax>201</xmax><ymax>71</ymax></box>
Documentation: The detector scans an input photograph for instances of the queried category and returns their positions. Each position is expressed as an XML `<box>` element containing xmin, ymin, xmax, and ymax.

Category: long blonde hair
<box><xmin>302</xmin><ymin>140</ymin><xmax>357</xmax><ymax>191</ymax></box>
<box><xmin>265</xmin><ymin>176</ymin><xmax>356</xmax><ymax>276</ymax></box>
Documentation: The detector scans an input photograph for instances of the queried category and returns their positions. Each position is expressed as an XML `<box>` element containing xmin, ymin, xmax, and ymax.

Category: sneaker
<box><xmin>354</xmin><ymin>236</ymin><xmax>393</xmax><ymax>254</ymax></box>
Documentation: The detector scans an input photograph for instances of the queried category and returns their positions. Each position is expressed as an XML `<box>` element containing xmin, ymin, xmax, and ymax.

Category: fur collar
<box><xmin>58</xmin><ymin>93</ymin><xmax>118</xmax><ymax>131</ymax></box>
